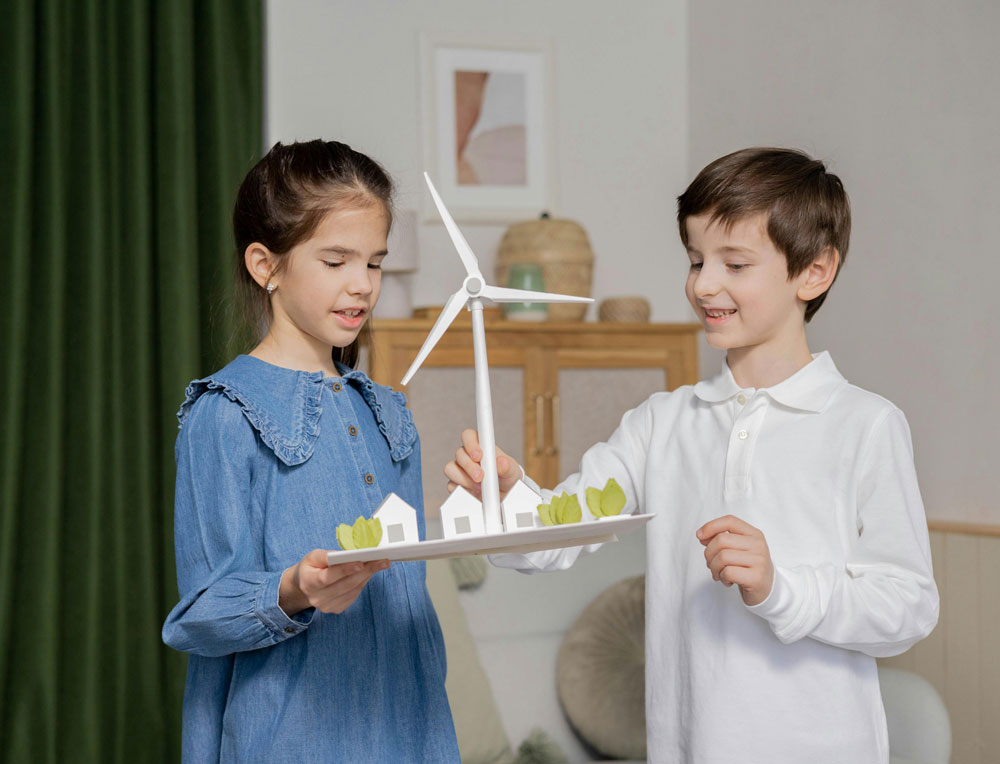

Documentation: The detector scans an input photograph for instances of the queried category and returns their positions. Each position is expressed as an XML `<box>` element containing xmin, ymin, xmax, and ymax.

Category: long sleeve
<box><xmin>162</xmin><ymin>393</ymin><xmax>313</xmax><ymax>658</ymax></box>
<box><xmin>748</xmin><ymin>408</ymin><xmax>939</xmax><ymax>657</ymax></box>
<box><xmin>490</xmin><ymin>395</ymin><xmax>656</xmax><ymax>573</ymax></box>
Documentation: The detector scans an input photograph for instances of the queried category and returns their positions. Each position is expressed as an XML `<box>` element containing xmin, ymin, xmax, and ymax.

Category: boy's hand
<box><xmin>696</xmin><ymin>515</ymin><xmax>774</xmax><ymax>607</ymax></box>
<box><xmin>444</xmin><ymin>428</ymin><xmax>522</xmax><ymax>500</ymax></box>
<box><xmin>279</xmin><ymin>550</ymin><xmax>389</xmax><ymax>616</ymax></box>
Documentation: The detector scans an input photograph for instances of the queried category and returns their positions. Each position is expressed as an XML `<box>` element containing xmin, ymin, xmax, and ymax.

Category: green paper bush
<box><xmin>585</xmin><ymin>478</ymin><xmax>627</xmax><ymax>518</ymax></box>
<box><xmin>337</xmin><ymin>515</ymin><xmax>383</xmax><ymax>550</ymax></box>
<box><xmin>537</xmin><ymin>492</ymin><xmax>582</xmax><ymax>526</ymax></box>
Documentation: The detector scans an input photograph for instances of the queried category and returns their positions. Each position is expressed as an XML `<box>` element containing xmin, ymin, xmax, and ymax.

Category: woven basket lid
<box><xmin>497</xmin><ymin>214</ymin><xmax>594</xmax><ymax>265</ymax></box>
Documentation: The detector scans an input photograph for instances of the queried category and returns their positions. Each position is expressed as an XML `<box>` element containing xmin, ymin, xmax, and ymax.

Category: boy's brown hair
<box><xmin>677</xmin><ymin>148</ymin><xmax>851</xmax><ymax>322</ymax></box>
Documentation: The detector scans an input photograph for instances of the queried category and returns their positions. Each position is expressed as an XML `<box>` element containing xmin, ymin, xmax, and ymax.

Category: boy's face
<box><xmin>684</xmin><ymin>212</ymin><xmax>810</xmax><ymax>356</ymax></box>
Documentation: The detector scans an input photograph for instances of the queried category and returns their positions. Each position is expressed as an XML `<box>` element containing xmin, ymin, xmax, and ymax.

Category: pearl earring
<box><xmin>266</xmin><ymin>283</ymin><xmax>277</xmax><ymax>294</ymax></box>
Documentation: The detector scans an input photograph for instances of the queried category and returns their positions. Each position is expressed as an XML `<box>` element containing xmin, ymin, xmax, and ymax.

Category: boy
<box><xmin>444</xmin><ymin>148</ymin><xmax>939</xmax><ymax>763</ymax></box>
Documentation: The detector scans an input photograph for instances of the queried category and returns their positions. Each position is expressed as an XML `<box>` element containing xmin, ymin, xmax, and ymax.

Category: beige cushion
<box><xmin>556</xmin><ymin>575</ymin><xmax>646</xmax><ymax>759</ymax></box>
<box><xmin>425</xmin><ymin>559</ymin><xmax>515</xmax><ymax>764</ymax></box>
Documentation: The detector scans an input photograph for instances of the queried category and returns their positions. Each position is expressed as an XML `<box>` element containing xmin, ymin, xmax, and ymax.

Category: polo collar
<box><xmin>693</xmin><ymin>351</ymin><xmax>846</xmax><ymax>413</ymax></box>
<box><xmin>177</xmin><ymin>355</ymin><xmax>416</xmax><ymax>466</ymax></box>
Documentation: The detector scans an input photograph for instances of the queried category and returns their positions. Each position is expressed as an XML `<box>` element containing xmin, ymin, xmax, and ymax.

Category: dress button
<box><xmin>332</xmin><ymin>382</ymin><xmax>342</xmax><ymax>392</ymax></box>
<box><xmin>348</xmin><ymin>425</ymin><xmax>358</xmax><ymax>436</ymax></box>
<box><xmin>284</xmin><ymin>626</ymin><xmax>296</xmax><ymax>634</ymax></box>
<box><xmin>364</xmin><ymin>473</ymin><xmax>375</xmax><ymax>485</ymax></box>
<box><xmin>738</xmin><ymin>430</ymin><xmax>749</xmax><ymax>440</ymax></box>
<box><xmin>736</xmin><ymin>393</ymin><xmax>747</xmax><ymax>405</ymax></box>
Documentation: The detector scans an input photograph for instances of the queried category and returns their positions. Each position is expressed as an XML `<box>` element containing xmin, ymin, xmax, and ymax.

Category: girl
<box><xmin>162</xmin><ymin>140</ymin><xmax>460</xmax><ymax>763</ymax></box>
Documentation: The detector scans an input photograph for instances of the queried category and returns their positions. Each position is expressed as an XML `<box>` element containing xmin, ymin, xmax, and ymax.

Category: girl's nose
<box><xmin>347</xmin><ymin>265</ymin><xmax>375</xmax><ymax>296</ymax></box>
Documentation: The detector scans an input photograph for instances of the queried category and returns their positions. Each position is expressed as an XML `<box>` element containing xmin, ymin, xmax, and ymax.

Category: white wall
<box><xmin>265</xmin><ymin>0</ymin><xmax>691</xmax><ymax>322</ymax></box>
<box><xmin>689</xmin><ymin>0</ymin><xmax>1000</xmax><ymax>524</ymax></box>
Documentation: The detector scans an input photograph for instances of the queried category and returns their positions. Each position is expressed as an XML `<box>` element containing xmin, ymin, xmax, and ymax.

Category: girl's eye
<box><xmin>368</xmin><ymin>263</ymin><xmax>383</xmax><ymax>270</ymax></box>
<box><xmin>728</xmin><ymin>264</ymin><xmax>748</xmax><ymax>272</ymax></box>
<box><xmin>689</xmin><ymin>262</ymin><xmax>703</xmax><ymax>271</ymax></box>
<box><xmin>323</xmin><ymin>261</ymin><xmax>344</xmax><ymax>269</ymax></box>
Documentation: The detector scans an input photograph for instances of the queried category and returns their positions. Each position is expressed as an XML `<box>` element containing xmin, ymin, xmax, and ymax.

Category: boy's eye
<box><xmin>689</xmin><ymin>262</ymin><xmax>703</xmax><ymax>271</ymax></box>
<box><xmin>728</xmin><ymin>264</ymin><xmax>748</xmax><ymax>272</ymax></box>
<box><xmin>368</xmin><ymin>263</ymin><xmax>383</xmax><ymax>270</ymax></box>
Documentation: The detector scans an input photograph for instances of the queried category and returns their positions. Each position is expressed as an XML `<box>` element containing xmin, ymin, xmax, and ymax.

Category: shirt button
<box><xmin>284</xmin><ymin>626</ymin><xmax>296</xmax><ymax>634</ymax></box>
<box><xmin>738</xmin><ymin>430</ymin><xmax>749</xmax><ymax>440</ymax></box>
<box><xmin>348</xmin><ymin>425</ymin><xmax>358</xmax><ymax>436</ymax></box>
<box><xmin>364</xmin><ymin>473</ymin><xmax>375</xmax><ymax>485</ymax></box>
<box><xmin>736</xmin><ymin>393</ymin><xmax>747</xmax><ymax>405</ymax></box>
<box><xmin>332</xmin><ymin>382</ymin><xmax>342</xmax><ymax>392</ymax></box>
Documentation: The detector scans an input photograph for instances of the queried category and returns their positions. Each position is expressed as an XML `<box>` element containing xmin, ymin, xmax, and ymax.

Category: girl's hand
<box><xmin>444</xmin><ymin>428</ymin><xmax>522</xmax><ymax>500</ymax></box>
<box><xmin>696</xmin><ymin>515</ymin><xmax>774</xmax><ymax>607</ymax></box>
<box><xmin>279</xmin><ymin>550</ymin><xmax>389</xmax><ymax>616</ymax></box>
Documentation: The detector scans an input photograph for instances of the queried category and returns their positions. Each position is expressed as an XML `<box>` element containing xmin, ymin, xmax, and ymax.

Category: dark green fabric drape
<box><xmin>0</xmin><ymin>2</ymin><xmax>262</xmax><ymax>761</ymax></box>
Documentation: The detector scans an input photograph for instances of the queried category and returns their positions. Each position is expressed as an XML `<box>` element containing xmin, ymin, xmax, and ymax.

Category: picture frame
<box><xmin>421</xmin><ymin>37</ymin><xmax>555</xmax><ymax>223</ymax></box>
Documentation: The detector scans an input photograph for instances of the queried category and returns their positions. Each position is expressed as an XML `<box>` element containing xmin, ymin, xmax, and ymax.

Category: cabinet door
<box><xmin>540</xmin><ymin>347</ymin><xmax>676</xmax><ymax>487</ymax></box>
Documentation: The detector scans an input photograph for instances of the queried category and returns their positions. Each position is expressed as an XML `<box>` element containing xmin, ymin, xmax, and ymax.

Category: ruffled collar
<box><xmin>177</xmin><ymin>355</ymin><xmax>417</xmax><ymax>465</ymax></box>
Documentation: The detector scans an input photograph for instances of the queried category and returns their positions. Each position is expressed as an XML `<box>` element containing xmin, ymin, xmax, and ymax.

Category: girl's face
<box><xmin>270</xmin><ymin>204</ymin><xmax>388</xmax><ymax>352</ymax></box>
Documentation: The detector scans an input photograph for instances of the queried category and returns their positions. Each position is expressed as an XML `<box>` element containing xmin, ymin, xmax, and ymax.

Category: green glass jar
<box><xmin>502</xmin><ymin>263</ymin><xmax>547</xmax><ymax>321</ymax></box>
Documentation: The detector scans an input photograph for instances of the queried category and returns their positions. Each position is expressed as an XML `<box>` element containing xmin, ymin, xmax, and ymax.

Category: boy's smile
<box><xmin>684</xmin><ymin>211</ymin><xmax>818</xmax><ymax>385</ymax></box>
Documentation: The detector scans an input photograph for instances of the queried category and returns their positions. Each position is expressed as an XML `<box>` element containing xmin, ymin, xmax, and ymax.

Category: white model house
<box><xmin>501</xmin><ymin>480</ymin><xmax>544</xmax><ymax>531</ymax></box>
<box><xmin>439</xmin><ymin>485</ymin><xmax>486</xmax><ymax>539</ymax></box>
<box><xmin>372</xmin><ymin>493</ymin><xmax>420</xmax><ymax>546</ymax></box>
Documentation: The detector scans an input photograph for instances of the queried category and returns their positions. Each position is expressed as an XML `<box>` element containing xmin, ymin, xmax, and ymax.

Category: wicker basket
<box><xmin>496</xmin><ymin>215</ymin><xmax>594</xmax><ymax>321</ymax></box>
<box><xmin>598</xmin><ymin>296</ymin><xmax>651</xmax><ymax>323</ymax></box>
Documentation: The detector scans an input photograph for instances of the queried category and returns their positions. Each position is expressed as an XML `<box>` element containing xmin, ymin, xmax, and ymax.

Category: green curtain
<box><xmin>0</xmin><ymin>1</ymin><xmax>262</xmax><ymax>761</ymax></box>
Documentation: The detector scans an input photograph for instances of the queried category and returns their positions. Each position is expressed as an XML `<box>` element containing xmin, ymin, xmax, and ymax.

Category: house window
<box><xmin>454</xmin><ymin>516</ymin><xmax>472</xmax><ymax>535</ymax></box>
<box><xmin>387</xmin><ymin>523</ymin><xmax>405</xmax><ymax>543</ymax></box>
<box><xmin>516</xmin><ymin>512</ymin><xmax>534</xmax><ymax>528</ymax></box>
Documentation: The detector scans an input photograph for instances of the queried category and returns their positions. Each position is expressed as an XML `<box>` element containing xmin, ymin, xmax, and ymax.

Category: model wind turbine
<box><xmin>402</xmin><ymin>173</ymin><xmax>592</xmax><ymax>535</ymax></box>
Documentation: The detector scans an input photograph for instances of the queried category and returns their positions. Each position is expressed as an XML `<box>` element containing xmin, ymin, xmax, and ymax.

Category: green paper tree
<box><xmin>537</xmin><ymin>492</ymin><xmax>583</xmax><ymax>526</ymax></box>
<box><xmin>585</xmin><ymin>477</ymin><xmax>627</xmax><ymax>518</ymax></box>
<box><xmin>337</xmin><ymin>515</ymin><xmax>383</xmax><ymax>550</ymax></box>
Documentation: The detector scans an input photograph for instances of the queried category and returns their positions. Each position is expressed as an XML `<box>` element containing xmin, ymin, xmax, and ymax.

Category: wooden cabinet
<box><xmin>366</xmin><ymin>315</ymin><xmax>700</xmax><ymax>515</ymax></box>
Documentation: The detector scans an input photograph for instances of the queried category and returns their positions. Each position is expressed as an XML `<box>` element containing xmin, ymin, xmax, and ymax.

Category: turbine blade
<box><xmin>424</xmin><ymin>173</ymin><xmax>481</xmax><ymax>277</ymax></box>
<box><xmin>401</xmin><ymin>289</ymin><xmax>469</xmax><ymax>385</ymax></box>
<box><xmin>480</xmin><ymin>285</ymin><xmax>595</xmax><ymax>304</ymax></box>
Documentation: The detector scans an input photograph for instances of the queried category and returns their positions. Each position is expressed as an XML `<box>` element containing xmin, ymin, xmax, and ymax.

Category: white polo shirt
<box><xmin>492</xmin><ymin>352</ymin><xmax>939</xmax><ymax>764</ymax></box>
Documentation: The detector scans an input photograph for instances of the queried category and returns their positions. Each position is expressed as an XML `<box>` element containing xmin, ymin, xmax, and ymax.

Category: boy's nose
<box><xmin>693</xmin><ymin>269</ymin><xmax>720</xmax><ymax>299</ymax></box>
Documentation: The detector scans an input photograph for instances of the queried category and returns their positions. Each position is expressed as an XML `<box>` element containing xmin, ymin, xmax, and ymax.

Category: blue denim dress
<box><xmin>162</xmin><ymin>355</ymin><xmax>460</xmax><ymax>764</ymax></box>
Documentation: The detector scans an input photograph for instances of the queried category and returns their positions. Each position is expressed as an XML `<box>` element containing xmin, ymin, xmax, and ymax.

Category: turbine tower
<box><xmin>402</xmin><ymin>173</ymin><xmax>592</xmax><ymax>534</ymax></box>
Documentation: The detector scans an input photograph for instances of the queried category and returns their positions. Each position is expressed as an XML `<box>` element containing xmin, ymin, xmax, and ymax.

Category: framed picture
<box><xmin>422</xmin><ymin>39</ymin><xmax>554</xmax><ymax>222</ymax></box>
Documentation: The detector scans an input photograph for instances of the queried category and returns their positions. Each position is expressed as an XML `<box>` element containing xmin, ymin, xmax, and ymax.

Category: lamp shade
<box><xmin>384</xmin><ymin>208</ymin><xmax>419</xmax><ymax>272</ymax></box>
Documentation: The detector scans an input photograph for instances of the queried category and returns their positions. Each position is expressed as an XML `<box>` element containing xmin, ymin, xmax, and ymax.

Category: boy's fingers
<box><xmin>708</xmin><ymin>549</ymin><xmax>757</xmax><ymax>580</ymax></box>
<box><xmin>697</xmin><ymin>515</ymin><xmax>758</xmax><ymax>542</ymax></box>
<box><xmin>444</xmin><ymin>460</ymin><xmax>479</xmax><ymax>491</ymax></box>
<box><xmin>454</xmin><ymin>447</ymin><xmax>484</xmax><ymax>481</ymax></box>
<box><xmin>703</xmin><ymin>532</ymin><xmax>754</xmax><ymax>562</ymax></box>
<box><xmin>461</xmin><ymin>429</ymin><xmax>482</xmax><ymax>460</ymax></box>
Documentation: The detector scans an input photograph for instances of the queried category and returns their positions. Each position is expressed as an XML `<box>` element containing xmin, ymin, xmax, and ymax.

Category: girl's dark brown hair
<box><xmin>232</xmin><ymin>140</ymin><xmax>394</xmax><ymax>368</ymax></box>
<box><xmin>677</xmin><ymin>147</ymin><xmax>851</xmax><ymax>322</ymax></box>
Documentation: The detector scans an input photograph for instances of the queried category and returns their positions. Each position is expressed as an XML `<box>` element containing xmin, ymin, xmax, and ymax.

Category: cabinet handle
<box><xmin>532</xmin><ymin>394</ymin><xmax>545</xmax><ymax>456</ymax></box>
<box><xmin>550</xmin><ymin>393</ymin><xmax>560</xmax><ymax>455</ymax></box>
